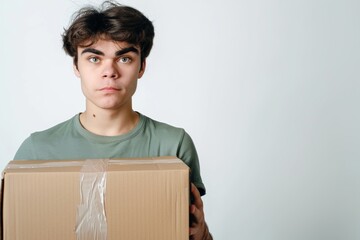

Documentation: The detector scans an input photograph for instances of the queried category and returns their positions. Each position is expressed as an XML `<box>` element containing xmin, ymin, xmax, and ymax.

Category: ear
<box><xmin>73</xmin><ymin>64</ymin><xmax>81</xmax><ymax>78</ymax></box>
<box><xmin>138</xmin><ymin>60</ymin><xmax>146</xmax><ymax>79</ymax></box>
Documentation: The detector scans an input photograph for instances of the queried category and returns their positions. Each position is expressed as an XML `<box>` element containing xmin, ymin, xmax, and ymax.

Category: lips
<box><xmin>99</xmin><ymin>87</ymin><xmax>120</xmax><ymax>92</ymax></box>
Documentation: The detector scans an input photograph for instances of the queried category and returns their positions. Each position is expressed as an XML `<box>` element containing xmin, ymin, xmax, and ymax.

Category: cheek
<box><xmin>79</xmin><ymin>74</ymin><xmax>95</xmax><ymax>92</ymax></box>
<box><xmin>120</xmin><ymin>68</ymin><xmax>139</xmax><ymax>82</ymax></box>
<box><xmin>121</xmin><ymin>74</ymin><xmax>138</xmax><ymax>93</ymax></box>
<box><xmin>80</xmin><ymin>79</ymin><xmax>88</xmax><ymax>95</ymax></box>
<box><xmin>129</xmin><ymin>80</ymin><xmax>138</xmax><ymax>94</ymax></box>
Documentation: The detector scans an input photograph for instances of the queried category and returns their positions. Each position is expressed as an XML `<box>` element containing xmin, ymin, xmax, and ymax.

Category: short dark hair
<box><xmin>62</xmin><ymin>1</ymin><xmax>154</xmax><ymax>66</ymax></box>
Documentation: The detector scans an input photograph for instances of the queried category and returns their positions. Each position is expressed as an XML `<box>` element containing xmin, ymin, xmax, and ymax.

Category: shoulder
<box><xmin>30</xmin><ymin>115</ymin><xmax>77</xmax><ymax>141</ymax></box>
<box><xmin>140</xmin><ymin>113</ymin><xmax>197</xmax><ymax>159</ymax></box>
<box><xmin>14</xmin><ymin>115</ymin><xmax>77</xmax><ymax>160</ymax></box>
<box><xmin>22</xmin><ymin>114</ymin><xmax>78</xmax><ymax>149</ymax></box>
<box><xmin>142</xmin><ymin>114</ymin><xmax>187</xmax><ymax>140</ymax></box>
<box><xmin>139</xmin><ymin>113</ymin><xmax>196</xmax><ymax>153</ymax></box>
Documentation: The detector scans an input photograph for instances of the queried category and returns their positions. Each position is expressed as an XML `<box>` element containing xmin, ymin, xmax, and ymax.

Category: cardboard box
<box><xmin>1</xmin><ymin>157</ymin><xmax>189</xmax><ymax>240</ymax></box>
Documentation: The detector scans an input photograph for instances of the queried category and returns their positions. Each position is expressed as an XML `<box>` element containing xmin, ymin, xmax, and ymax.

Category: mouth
<box><xmin>99</xmin><ymin>87</ymin><xmax>121</xmax><ymax>92</ymax></box>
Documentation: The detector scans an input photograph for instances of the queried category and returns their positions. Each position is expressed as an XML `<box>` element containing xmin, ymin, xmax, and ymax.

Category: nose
<box><xmin>102</xmin><ymin>60</ymin><xmax>119</xmax><ymax>79</ymax></box>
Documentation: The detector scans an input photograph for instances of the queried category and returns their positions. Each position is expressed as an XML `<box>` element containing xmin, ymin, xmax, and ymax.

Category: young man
<box><xmin>14</xmin><ymin>1</ymin><xmax>212</xmax><ymax>239</ymax></box>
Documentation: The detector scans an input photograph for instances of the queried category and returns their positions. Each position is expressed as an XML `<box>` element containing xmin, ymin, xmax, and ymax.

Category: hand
<box><xmin>189</xmin><ymin>183</ymin><xmax>212</xmax><ymax>240</ymax></box>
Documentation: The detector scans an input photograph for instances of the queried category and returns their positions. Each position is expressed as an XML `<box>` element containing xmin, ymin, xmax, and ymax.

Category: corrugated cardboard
<box><xmin>1</xmin><ymin>157</ymin><xmax>189</xmax><ymax>240</ymax></box>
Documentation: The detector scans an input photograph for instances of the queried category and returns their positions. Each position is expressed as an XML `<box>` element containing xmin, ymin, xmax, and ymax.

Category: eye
<box><xmin>88</xmin><ymin>57</ymin><xmax>100</xmax><ymax>63</ymax></box>
<box><xmin>119</xmin><ymin>57</ymin><xmax>132</xmax><ymax>64</ymax></box>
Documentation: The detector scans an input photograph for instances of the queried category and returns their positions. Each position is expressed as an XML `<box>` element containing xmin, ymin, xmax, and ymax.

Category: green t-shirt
<box><xmin>14</xmin><ymin>113</ymin><xmax>205</xmax><ymax>195</ymax></box>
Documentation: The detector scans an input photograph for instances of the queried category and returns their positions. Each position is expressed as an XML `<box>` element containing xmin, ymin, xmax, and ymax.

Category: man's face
<box><xmin>74</xmin><ymin>39</ymin><xmax>145</xmax><ymax>112</ymax></box>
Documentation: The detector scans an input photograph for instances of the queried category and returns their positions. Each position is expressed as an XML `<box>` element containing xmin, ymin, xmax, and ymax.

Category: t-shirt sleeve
<box><xmin>177</xmin><ymin>131</ymin><xmax>206</xmax><ymax>196</ymax></box>
<box><xmin>13</xmin><ymin>135</ymin><xmax>36</xmax><ymax>160</ymax></box>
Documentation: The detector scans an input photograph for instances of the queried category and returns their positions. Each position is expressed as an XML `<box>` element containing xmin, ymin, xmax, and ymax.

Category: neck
<box><xmin>80</xmin><ymin>108</ymin><xmax>139</xmax><ymax>136</ymax></box>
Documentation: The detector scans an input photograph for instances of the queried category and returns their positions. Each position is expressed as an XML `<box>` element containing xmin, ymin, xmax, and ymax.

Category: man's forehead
<box><xmin>78</xmin><ymin>38</ymin><xmax>139</xmax><ymax>52</ymax></box>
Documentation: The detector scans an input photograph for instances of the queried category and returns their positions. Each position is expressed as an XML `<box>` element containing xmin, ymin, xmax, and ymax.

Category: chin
<box><xmin>92</xmin><ymin>97</ymin><xmax>130</xmax><ymax>110</ymax></box>
<box><xmin>100</xmin><ymin>105</ymin><xmax>123</xmax><ymax>110</ymax></box>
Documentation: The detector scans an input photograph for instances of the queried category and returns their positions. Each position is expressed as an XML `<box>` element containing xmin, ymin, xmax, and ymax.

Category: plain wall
<box><xmin>1</xmin><ymin>0</ymin><xmax>359</xmax><ymax>239</ymax></box>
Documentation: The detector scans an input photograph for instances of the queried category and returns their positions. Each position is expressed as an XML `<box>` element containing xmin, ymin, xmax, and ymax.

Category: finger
<box><xmin>190</xmin><ymin>204</ymin><xmax>196</xmax><ymax>214</ymax></box>
<box><xmin>190</xmin><ymin>203</ymin><xmax>204</xmax><ymax>225</ymax></box>
<box><xmin>191</xmin><ymin>183</ymin><xmax>203</xmax><ymax>209</ymax></box>
<box><xmin>189</xmin><ymin>225</ymin><xmax>198</xmax><ymax>236</ymax></box>
<box><xmin>189</xmin><ymin>204</ymin><xmax>198</xmax><ymax>225</ymax></box>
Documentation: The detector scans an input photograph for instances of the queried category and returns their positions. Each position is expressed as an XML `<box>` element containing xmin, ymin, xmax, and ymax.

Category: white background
<box><xmin>1</xmin><ymin>0</ymin><xmax>359</xmax><ymax>239</ymax></box>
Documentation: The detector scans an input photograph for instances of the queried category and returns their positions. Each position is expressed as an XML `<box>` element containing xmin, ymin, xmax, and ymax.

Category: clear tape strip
<box><xmin>6</xmin><ymin>158</ymin><xmax>180</xmax><ymax>169</ymax></box>
<box><xmin>6</xmin><ymin>161</ymin><xmax>87</xmax><ymax>169</ymax></box>
<box><xmin>75</xmin><ymin>159</ymin><xmax>109</xmax><ymax>240</ymax></box>
<box><xmin>109</xmin><ymin>159</ymin><xmax>180</xmax><ymax>165</ymax></box>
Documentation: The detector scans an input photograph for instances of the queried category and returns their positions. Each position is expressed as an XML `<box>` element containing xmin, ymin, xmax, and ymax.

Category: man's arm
<box><xmin>189</xmin><ymin>183</ymin><xmax>213</xmax><ymax>240</ymax></box>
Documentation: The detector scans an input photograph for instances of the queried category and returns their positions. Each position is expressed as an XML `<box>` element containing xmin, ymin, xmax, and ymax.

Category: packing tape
<box><xmin>109</xmin><ymin>158</ymin><xmax>181</xmax><ymax>165</ymax></box>
<box><xmin>5</xmin><ymin>161</ymin><xmax>86</xmax><ymax>169</ymax></box>
<box><xmin>75</xmin><ymin>159</ymin><xmax>109</xmax><ymax>240</ymax></box>
<box><xmin>5</xmin><ymin>158</ymin><xmax>180</xmax><ymax>169</ymax></box>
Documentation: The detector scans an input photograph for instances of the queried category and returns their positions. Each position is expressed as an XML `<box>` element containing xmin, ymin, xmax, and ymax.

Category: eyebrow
<box><xmin>115</xmin><ymin>47</ymin><xmax>139</xmax><ymax>56</ymax></box>
<box><xmin>81</xmin><ymin>48</ymin><xmax>104</xmax><ymax>55</ymax></box>
<box><xmin>81</xmin><ymin>47</ymin><xmax>139</xmax><ymax>56</ymax></box>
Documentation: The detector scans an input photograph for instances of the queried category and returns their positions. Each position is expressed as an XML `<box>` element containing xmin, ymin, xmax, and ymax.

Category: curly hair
<box><xmin>62</xmin><ymin>1</ymin><xmax>154</xmax><ymax>66</ymax></box>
